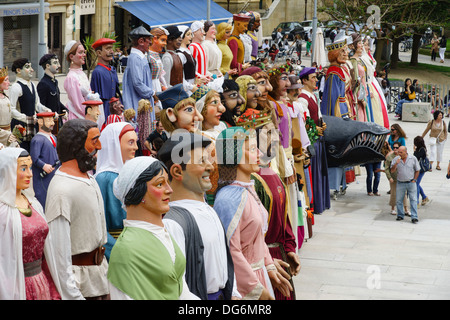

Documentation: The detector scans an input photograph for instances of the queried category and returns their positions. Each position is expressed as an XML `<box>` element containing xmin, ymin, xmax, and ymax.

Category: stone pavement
<box><xmin>292</xmin><ymin>113</ymin><xmax>450</xmax><ymax>300</ymax></box>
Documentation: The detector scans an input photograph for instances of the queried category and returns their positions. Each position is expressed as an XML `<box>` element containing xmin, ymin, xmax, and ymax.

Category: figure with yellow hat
<box><xmin>0</xmin><ymin>66</ymin><xmax>20</xmax><ymax>148</ymax></box>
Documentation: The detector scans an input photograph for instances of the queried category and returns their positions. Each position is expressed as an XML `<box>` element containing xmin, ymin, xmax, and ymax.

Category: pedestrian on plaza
<box><xmin>431</xmin><ymin>33</ymin><xmax>439</xmax><ymax>62</ymax></box>
<box><xmin>387</xmin><ymin>123</ymin><xmax>406</xmax><ymax>149</ymax></box>
<box><xmin>421</xmin><ymin>110</ymin><xmax>447</xmax><ymax>171</ymax></box>
<box><xmin>413</xmin><ymin>136</ymin><xmax>431</xmax><ymax>207</ymax></box>
<box><xmin>384</xmin><ymin>141</ymin><xmax>409</xmax><ymax>216</ymax></box>
<box><xmin>364</xmin><ymin>160</ymin><xmax>381</xmax><ymax>196</ymax></box>
<box><xmin>390</xmin><ymin>146</ymin><xmax>420</xmax><ymax>223</ymax></box>
<box><xmin>439</xmin><ymin>33</ymin><xmax>447</xmax><ymax>63</ymax></box>
<box><xmin>144</xmin><ymin>120</ymin><xmax>167</xmax><ymax>157</ymax></box>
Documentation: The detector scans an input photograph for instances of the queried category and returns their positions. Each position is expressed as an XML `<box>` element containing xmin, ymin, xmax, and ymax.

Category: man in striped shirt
<box><xmin>189</xmin><ymin>21</ymin><xmax>213</xmax><ymax>84</ymax></box>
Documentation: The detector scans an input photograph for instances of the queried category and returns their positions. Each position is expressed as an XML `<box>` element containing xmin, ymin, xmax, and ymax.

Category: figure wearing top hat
<box><xmin>90</xmin><ymin>37</ymin><xmax>122</xmax><ymax>120</ymax></box>
<box><xmin>37</xmin><ymin>53</ymin><xmax>67</xmax><ymax>135</ymax></box>
<box><xmin>122</xmin><ymin>26</ymin><xmax>155</xmax><ymax>155</ymax></box>
<box><xmin>30</xmin><ymin>112</ymin><xmax>60</xmax><ymax>208</ymax></box>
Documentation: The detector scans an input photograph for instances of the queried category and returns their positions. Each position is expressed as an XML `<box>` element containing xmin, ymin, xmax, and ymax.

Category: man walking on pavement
<box><xmin>390</xmin><ymin>146</ymin><xmax>420</xmax><ymax>223</ymax></box>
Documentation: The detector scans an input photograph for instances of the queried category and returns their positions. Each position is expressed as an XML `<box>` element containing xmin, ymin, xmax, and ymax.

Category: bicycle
<box><xmin>399</xmin><ymin>38</ymin><xmax>413</xmax><ymax>52</ymax></box>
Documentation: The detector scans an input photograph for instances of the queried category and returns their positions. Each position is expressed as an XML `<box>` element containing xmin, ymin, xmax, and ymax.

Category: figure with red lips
<box><xmin>0</xmin><ymin>148</ymin><xmax>63</xmax><ymax>300</ymax></box>
<box><xmin>95</xmin><ymin>122</ymin><xmax>138</xmax><ymax>261</ymax></box>
<box><xmin>45</xmin><ymin>119</ymin><xmax>109</xmax><ymax>300</ymax></box>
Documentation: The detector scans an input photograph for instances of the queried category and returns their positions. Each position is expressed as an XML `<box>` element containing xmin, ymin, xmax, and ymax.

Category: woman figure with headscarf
<box><xmin>0</xmin><ymin>148</ymin><xmax>63</xmax><ymax>299</ymax></box>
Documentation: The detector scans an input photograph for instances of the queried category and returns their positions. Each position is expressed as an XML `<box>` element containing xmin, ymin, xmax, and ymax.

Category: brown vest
<box><xmin>168</xmin><ymin>51</ymin><xmax>183</xmax><ymax>86</ymax></box>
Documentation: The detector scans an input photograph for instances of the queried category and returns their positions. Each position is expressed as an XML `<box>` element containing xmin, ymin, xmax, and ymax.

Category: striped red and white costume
<box><xmin>189</xmin><ymin>42</ymin><xmax>208</xmax><ymax>77</ymax></box>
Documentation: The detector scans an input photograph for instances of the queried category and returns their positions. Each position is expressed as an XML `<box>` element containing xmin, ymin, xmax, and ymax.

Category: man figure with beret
<box><xmin>122</xmin><ymin>26</ymin><xmax>155</xmax><ymax>145</ymax></box>
<box><xmin>37</xmin><ymin>54</ymin><xmax>67</xmax><ymax>135</ymax></box>
<box><xmin>83</xmin><ymin>99</ymin><xmax>103</xmax><ymax>123</ymax></box>
<box><xmin>228</xmin><ymin>14</ymin><xmax>251</xmax><ymax>74</ymax></box>
<box><xmin>90</xmin><ymin>37</ymin><xmax>122</xmax><ymax>120</ymax></box>
<box><xmin>30</xmin><ymin>112</ymin><xmax>60</xmax><ymax>208</ymax></box>
<box><xmin>158</xmin><ymin>131</ymin><xmax>237</xmax><ymax>300</ymax></box>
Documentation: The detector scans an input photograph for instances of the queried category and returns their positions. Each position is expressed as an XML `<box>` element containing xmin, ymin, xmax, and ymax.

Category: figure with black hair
<box><xmin>30</xmin><ymin>112</ymin><xmax>59</xmax><ymax>208</ymax></box>
<box><xmin>45</xmin><ymin>119</ymin><xmax>109</xmax><ymax>299</ymax></box>
<box><xmin>107</xmin><ymin>156</ymin><xmax>198</xmax><ymax>300</ymax></box>
<box><xmin>162</xmin><ymin>25</ymin><xmax>184</xmax><ymax>87</ymax></box>
<box><xmin>219</xmin><ymin>79</ymin><xmax>245</xmax><ymax>128</ymax></box>
<box><xmin>0</xmin><ymin>148</ymin><xmax>63</xmax><ymax>300</ymax></box>
<box><xmin>10</xmin><ymin>58</ymin><xmax>52</xmax><ymax>151</ymax></box>
<box><xmin>158</xmin><ymin>131</ymin><xmax>238</xmax><ymax>300</ymax></box>
<box><xmin>37</xmin><ymin>54</ymin><xmax>67</xmax><ymax>134</ymax></box>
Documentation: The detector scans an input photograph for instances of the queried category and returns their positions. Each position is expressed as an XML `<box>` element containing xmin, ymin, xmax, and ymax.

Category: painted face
<box><xmin>39</xmin><ymin>116</ymin><xmax>55</xmax><ymax>133</ymax></box>
<box><xmin>222</xmin><ymin>90</ymin><xmax>244</xmax><ymax>116</ymax></box>
<box><xmin>120</xmin><ymin>130</ymin><xmax>138</xmax><ymax>163</ymax></box>
<box><xmin>86</xmin><ymin>105</ymin><xmax>101</xmax><ymax>122</ymax></box>
<box><xmin>246</xmin><ymin>82</ymin><xmax>261</xmax><ymax>108</ymax></box>
<box><xmin>182</xmin><ymin>147</ymin><xmax>214</xmax><ymax>194</ymax></box>
<box><xmin>110</xmin><ymin>100</ymin><xmax>124</xmax><ymax>115</ymax></box>
<box><xmin>253</xmin><ymin>19</ymin><xmax>261</xmax><ymax>31</ymax></box>
<box><xmin>235</xmin><ymin>21</ymin><xmax>249</xmax><ymax>34</ymax></box>
<box><xmin>99</xmin><ymin>44</ymin><xmax>115</xmax><ymax>63</ymax></box>
<box><xmin>0</xmin><ymin>76</ymin><xmax>10</xmax><ymax>92</ymax></box>
<box><xmin>16</xmin><ymin>156</ymin><xmax>33</xmax><ymax>191</ymax></box>
<box><xmin>193</xmin><ymin>28</ymin><xmax>204</xmax><ymax>42</ymax></box>
<box><xmin>206</xmin><ymin>24</ymin><xmax>216</xmax><ymax>39</ymax></box>
<box><xmin>142</xmin><ymin>169</ymin><xmax>173</xmax><ymax>215</ymax></box>
<box><xmin>48</xmin><ymin>58</ymin><xmax>60</xmax><ymax>74</ymax></box>
<box><xmin>238</xmin><ymin>136</ymin><xmax>261</xmax><ymax>175</ymax></box>
<box><xmin>153</xmin><ymin>35</ymin><xmax>168</xmax><ymax>53</ymax></box>
<box><xmin>203</xmin><ymin>93</ymin><xmax>225</xmax><ymax>127</ymax></box>
<box><xmin>175</xmin><ymin>103</ymin><xmax>203</xmax><ymax>132</ymax></box>
<box><xmin>71</xmin><ymin>45</ymin><xmax>86</xmax><ymax>66</ymax></box>
<box><xmin>19</xmin><ymin>62</ymin><xmax>34</xmax><ymax>81</ymax></box>
<box><xmin>337</xmin><ymin>45</ymin><xmax>349</xmax><ymax>64</ymax></box>
<box><xmin>183</xmin><ymin>30</ymin><xmax>193</xmax><ymax>46</ymax></box>
<box><xmin>255</xmin><ymin>76</ymin><xmax>272</xmax><ymax>103</ymax></box>
<box><xmin>224</xmin><ymin>28</ymin><xmax>232</xmax><ymax>40</ymax></box>
<box><xmin>84</xmin><ymin>127</ymin><xmax>102</xmax><ymax>156</ymax></box>
<box><xmin>276</xmin><ymin>73</ymin><xmax>290</xmax><ymax>96</ymax></box>
<box><xmin>304</xmin><ymin>73</ymin><xmax>317</xmax><ymax>91</ymax></box>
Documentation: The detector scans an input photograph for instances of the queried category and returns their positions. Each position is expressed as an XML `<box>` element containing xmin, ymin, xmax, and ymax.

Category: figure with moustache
<box><xmin>90</xmin><ymin>38</ymin><xmax>122</xmax><ymax>120</ymax></box>
<box><xmin>45</xmin><ymin>119</ymin><xmax>109</xmax><ymax>300</ymax></box>
<box><xmin>298</xmin><ymin>66</ymin><xmax>331</xmax><ymax>212</ymax></box>
<box><xmin>95</xmin><ymin>122</ymin><xmax>138</xmax><ymax>260</ymax></box>
<box><xmin>30</xmin><ymin>112</ymin><xmax>60</xmax><ymax>208</ymax></box>
<box><xmin>10</xmin><ymin>58</ymin><xmax>52</xmax><ymax>151</ymax></box>
<box><xmin>219</xmin><ymin>79</ymin><xmax>245</xmax><ymax>128</ymax></box>
<box><xmin>122</xmin><ymin>27</ymin><xmax>155</xmax><ymax>155</ymax></box>
<box><xmin>162</xmin><ymin>26</ymin><xmax>184</xmax><ymax>87</ymax></box>
<box><xmin>101</xmin><ymin>97</ymin><xmax>124</xmax><ymax>132</ymax></box>
<box><xmin>37</xmin><ymin>54</ymin><xmax>67</xmax><ymax>134</ymax></box>
<box><xmin>158</xmin><ymin>131</ymin><xmax>237</xmax><ymax>300</ymax></box>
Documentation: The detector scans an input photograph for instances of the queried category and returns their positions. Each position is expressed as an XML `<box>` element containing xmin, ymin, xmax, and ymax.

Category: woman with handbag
<box><xmin>422</xmin><ymin>110</ymin><xmax>447</xmax><ymax>171</ymax></box>
<box><xmin>395</xmin><ymin>78</ymin><xmax>416</xmax><ymax>120</ymax></box>
<box><xmin>413</xmin><ymin>136</ymin><xmax>431</xmax><ymax>207</ymax></box>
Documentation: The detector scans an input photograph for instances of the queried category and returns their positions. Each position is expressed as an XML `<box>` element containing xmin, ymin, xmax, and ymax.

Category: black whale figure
<box><xmin>322</xmin><ymin>115</ymin><xmax>390</xmax><ymax>168</ymax></box>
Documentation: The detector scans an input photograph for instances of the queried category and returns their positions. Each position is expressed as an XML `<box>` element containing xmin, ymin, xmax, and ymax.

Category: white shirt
<box><xmin>9</xmin><ymin>78</ymin><xmax>50</xmax><ymax>122</ymax></box>
<box><xmin>164</xmin><ymin>199</ymin><xmax>240</xmax><ymax>298</ymax></box>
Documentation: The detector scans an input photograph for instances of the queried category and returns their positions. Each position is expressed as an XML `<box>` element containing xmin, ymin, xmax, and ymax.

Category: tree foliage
<box><xmin>319</xmin><ymin>0</ymin><xmax>450</xmax><ymax>68</ymax></box>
